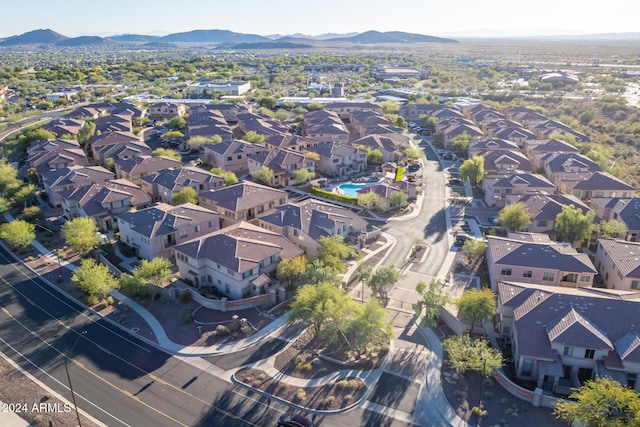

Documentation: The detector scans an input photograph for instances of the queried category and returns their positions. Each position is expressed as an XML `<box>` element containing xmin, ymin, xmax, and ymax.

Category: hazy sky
<box><xmin>4</xmin><ymin>0</ymin><xmax>639</xmax><ymax>38</ymax></box>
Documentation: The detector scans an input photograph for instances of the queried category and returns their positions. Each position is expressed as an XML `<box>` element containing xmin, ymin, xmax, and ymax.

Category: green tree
<box><xmin>257</xmin><ymin>96</ymin><xmax>277</xmax><ymax>109</ymax></box>
<box><xmin>171</xmin><ymin>186</ymin><xmax>198</xmax><ymax>205</ymax></box>
<box><xmin>462</xmin><ymin>239</ymin><xmax>487</xmax><ymax>264</ymax></box>
<box><xmin>14</xmin><ymin>184</ymin><xmax>37</xmax><ymax>208</ymax></box>
<box><xmin>307</xmin><ymin>102</ymin><xmax>323</xmax><ymax>111</ymax></box>
<box><xmin>316</xmin><ymin>235</ymin><xmax>354</xmax><ymax>272</ymax></box>
<box><xmin>456</xmin><ymin>288</ymin><xmax>496</xmax><ymax>334</ymax></box>
<box><xmin>277</xmin><ymin>255</ymin><xmax>308</xmax><ymax>288</ymax></box>
<box><xmin>0</xmin><ymin>197</ymin><xmax>10</xmax><ymax>213</ymax></box>
<box><xmin>358</xmin><ymin>191</ymin><xmax>380</xmax><ymax>209</ymax></box>
<box><xmin>104</xmin><ymin>157</ymin><xmax>115</xmax><ymax>171</ymax></box>
<box><xmin>77</xmin><ymin>121</ymin><xmax>96</xmax><ymax>144</ymax></box>
<box><xmin>390</xmin><ymin>191</ymin><xmax>409</xmax><ymax>209</ymax></box>
<box><xmin>275</xmin><ymin>111</ymin><xmax>289</xmax><ymax>122</ymax></box>
<box><xmin>460</xmin><ymin>156</ymin><xmax>484</xmax><ymax>187</ymax></box>
<box><xmin>450</xmin><ymin>132</ymin><xmax>471</xmax><ymax>153</ymax></box>
<box><xmin>593</xmin><ymin>220</ymin><xmax>628</xmax><ymax>239</ymax></box>
<box><xmin>368</xmin><ymin>265</ymin><xmax>400</xmax><ymax>295</ymax></box>
<box><xmin>404</xmin><ymin>147</ymin><xmax>421</xmax><ymax>162</ymax></box>
<box><xmin>210</xmin><ymin>167</ymin><xmax>238</xmax><ymax>186</ymax></box>
<box><xmin>299</xmin><ymin>259</ymin><xmax>340</xmax><ymax>286</ymax></box>
<box><xmin>188</xmin><ymin>135</ymin><xmax>222</xmax><ymax>148</ymax></box>
<box><xmin>71</xmin><ymin>258</ymin><xmax>119</xmax><ymax>300</ymax></box>
<box><xmin>152</xmin><ymin>148</ymin><xmax>182</xmax><ymax>161</ymax></box>
<box><xmin>442</xmin><ymin>335</ymin><xmax>502</xmax><ymax>374</ymax></box>
<box><xmin>498</xmin><ymin>202</ymin><xmax>532</xmax><ymax>231</ymax></box>
<box><xmin>167</xmin><ymin>117</ymin><xmax>186</xmax><ymax>130</ymax></box>
<box><xmin>553</xmin><ymin>377</ymin><xmax>640</xmax><ymax>427</ymax></box>
<box><xmin>0</xmin><ymin>219</ymin><xmax>35</xmax><ymax>249</ymax></box>
<box><xmin>61</xmin><ymin>217</ymin><xmax>100</xmax><ymax>256</ymax></box>
<box><xmin>292</xmin><ymin>168</ymin><xmax>315</xmax><ymax>184</ymax></box>
<box><xmin>0</xmin><ymin>161</ymin><xmax>23</xmax><ymax>199</ymax></box>
<box><xmin>250</xmin><ymin>165</ymin><xmax>274</xmax><ymax>185</ymax></box>
<box><xmin>555</xmin><ymin>204</ymin><xmax>596</xmax><ymax>244</ymax></box>
<box><xmin>289</xmin><ymin>281</ymin><xmax>347</xmax><ymax>335</ymax></box>
<box><xmin>414</xmin><ymin>279</ymin><xmax>450</xmax><ymax>328</ymax></box>
<box><xmin>19</xmin><ymin>206</ymin><xmax>45</xmax><ymax>223</ymax></box>
<box><xmin>243</xmin><ymin>130</ymin><xmax>265</xmax><ymax>144</ymax></box>
<box><xmin>120</xmin><ymin>273</ymin><xmax>148</xmax><ymax>297</ymax></box>
<box><xmin>394</xmin><ymin>116</ymin><xmax>408</xmax><ymax>129</ymax></box>
<box><xmin>162</xmin><ymin>131</ymin><xmax>184</xmax><ymax>140</ymax></box>
<box><xmin>132</xmin><ymin>258</ymin><xmax>173</xmax><ymax>299</ymax></box>
<box><xmin>348</xmin><ymin>300</ymin><xmax>393</xmax><ymax>352</ymax></box>
<box><xmin>382</xmin><ymin>101</ymin><xmax>399</xmax><ymax>115</ymax></box>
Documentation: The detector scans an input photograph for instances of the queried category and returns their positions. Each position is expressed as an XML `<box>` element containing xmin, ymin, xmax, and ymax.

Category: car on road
<box><xmin>277</xmin><ymin>413</ymin><xmax>314</xmax><ymax>427</ymax></box>
<box><xmin>488</xmin><ymin>215</ymin><xmax>498</xmax><ymax>225</ymax></box>
<box><xmin>449</xmin><ymin>177</ymin><xmax>463</xmax><ymax>185</ymax></box>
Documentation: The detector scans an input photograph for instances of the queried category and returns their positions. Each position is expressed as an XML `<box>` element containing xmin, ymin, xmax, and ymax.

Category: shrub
<box><xmin>215</xmin><ymin>324</ymin><xmax>231</xmax><ymax>335</ymax></box>
<box><xmin>251</xmin><ymin>380</ymin><xmax>262</xmax><ymax>388</ymax></box>
<box><xmin>86</xmin><ymin>295</ymin><xmax>99</xmax><ymax>306</ymax></box>
<box><xmin>343</xmin><ymin>394</ymin><xmax>353</xmax><ymax>402</ymax></box>
<box><xmin>498</xmin><ymin>397</ymin><xmax>509</xmax><ymax>406</ymax></box>
<box><xmin>471</xmin><ymin>406</ymin><xmax>488</xmax><ymax>417</ymax></box>
<box><xmin>294</xmin><ymin>388</ymin><xmax>306</xmax><ymax>402</ymax></box>
<box><xmin>336</xmin><ymin>379</ymin><xmax>360</xmax><ymax>389</ymax></box>
<box><xmin>182</xmin><ymin>313</ymin><xmax>193</xmax><ymax>324</ymax></box>
<box><xmin>322</xmin><ymin>395</ymin><xmax>336</xmax><ymax>407</ymax></box>
<box><xmin>310</xmin><ymin>188</ymin><xmax>358</xmax><ymax>205</ymax></box>
<box><xmin>180</xmin><ymin>291</ymin><xmax>193</xmax><ymax>303</ymax></box>
<box><xmin>295</xmin><ymin>361</ymin><xmax>312</xmax><ymax>371</ymax></box>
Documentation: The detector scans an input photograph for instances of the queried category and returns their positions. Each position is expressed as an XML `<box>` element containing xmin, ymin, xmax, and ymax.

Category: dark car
<box><xmin>488</xmin><ymin>215</ymin><xmax>498</xmax><ymax>225</ymax></box>
<box><xmin>277</xmin><ymin>413</ymin><xmax>314</xmax><ymax>427</ymax></box>
<box><xmin>407</xmin><ymin>163</ymin><xmax>421</xmax><ymax>173</ymax></box>
<box><xmin>449</xmin><ymin>177</ymin><xmax>463</xmax><ymax>185</ymax></box>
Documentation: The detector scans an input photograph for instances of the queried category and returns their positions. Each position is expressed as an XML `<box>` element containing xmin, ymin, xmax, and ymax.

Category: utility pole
<box><xmin>65</xmin><ymin>330</ymin><xmax>87</xmax><ymax>427</ymax></box>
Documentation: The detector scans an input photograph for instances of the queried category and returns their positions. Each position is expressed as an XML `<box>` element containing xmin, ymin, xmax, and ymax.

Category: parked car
<box><xmin>407</xmin><ymin>163</ymin><xmax>421</xmax><ymax>173</ymax></box>
<box><xmin>277</xmin><ymin>414</ymin><xmax>314</xmax><ymax>427</ymax></box>
<box><xmin>449</xmin><ymin>177</ymin><xmax>463</xmax><ymax>185</ymax></box>
<box><xmin>455</xmin><ymin>233</ymin><xmax>475</xmax><ymax>246</ymax></box>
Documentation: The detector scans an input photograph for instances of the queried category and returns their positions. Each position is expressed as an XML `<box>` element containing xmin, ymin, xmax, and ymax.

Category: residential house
<box><xmin>41</xmin><ymin>165</ymin><xmax>114</xmax><ymax>207</ymax></box>
<box><xmin>502</xmin><ymin>106</ymin><xmax>548</xmax><ymax>128</ymax></box>
<box><xmin>559</xmin><ymin>171</ymin><xmax>635</xmax><ymax>202</ymax></box>
<box><xmin>505</xmin><ymin>192</ymin><xmax>591</xmax><ymax>234</ymax></box>
<box><xmin>140</xmin><ymin>166</ymin><xmax>225</xmax><ymax>204</ymax></box>
<box><xmin>200</xmin><ymin>103</ymin><xmax>251</xmax><ymax>124</ymax></box>
<box><xmin>93</xmin><ymin>115</ymin><xmax>132</xmax><ymax>134</ymax></box>
<box><xmin>199</xmin><ymin>181</ymin><xmax>288</xmax><ymax>228</ymax></box>
<box><xmin>27</xmin><ymin>142</ymin><xmax>89</xmax><ymax>173</ymax></box>
<box><xmin>356</xmin><ymin>181</ymin><xmax>417</xmax><ymax>211</ymax></box>
<box><xmin>468</xmin><ymin>137</ymin><xmax>520</xmax><ymax>158</ymax></box>
<box><xmin>148</xmin><ymin>102</ymin><xmax>186</xmax><ymax>121</ymax></box>
<box><xmin>257</xmin><ymin>198</ymin><xmax>372</xmax><ymax>257</ymax></box>
<box><xmin>237</xmin><ymin>112</ymin><xmax>289</xmax><ymax>138</ymax></box>
<box><xmin>539</xmin><ymin>152</ymin><xmax>601</xmax><ymax>187</ymax></box>
<box><xmin>398</xmin><ymin>104</ymin><xmax>463</xmax><ymax>122</ymax></box>
<box><xmin>173</xmin><ymin>221</ymin><xmax>303</xmax><ymax>299</ymax></box>
<box><xmin>89</xmin><ymin>131</ymin><xmax>146</xmax><ymax>163</ymax></box>
<box><xmin>247</xmin><ymin>149</ymin><xmax>316</xmax><ymax>187</ymax></box>
<box><xmin>61</xmin><ymin>179</ymin><xmax>151</xmax><ymax>231</ymax></box>
<box><xmin>486</xmin><ymin>233</ymin><xmax>597</xmax><ymax>290</ymax></box>
<box><xmin>116</xmin><ymin>202</ymin><xmax>220</xmax><ymax>260</ymax></box>
<box><xmin>301</xmin><ymin>110</ymin><xmax>350</xmax><ymax>144</ymax></box>
<box><xmin>352</xmin><ymin>134</ymin><xmax>409</xmax><ymax>163</ymax></box>
<box><xmin>531</xmin><ymin>119</ymin><xmax>589</xmax><ymax>142</ymax></box>
<box><xmin>304</xmin><ymin>142</ymin><xmax>367</xmax><ymax>177</ymax></box>
<box><xmin>524</xmin><ymin>139</ymin><xmax>580</xmax><ymax>169</ymax></box>
<box><xmin>115</xmin><ymin>155</ymin><xmax>183</xmax><ymax>185</ymax></box>
<box><xmin>440</xmin><ymin>122</ymin><xmax>484</xmax><ymax>149</ymax></box>
<box><xmin>42</xmin><ymin>119</ymin><xmax>85</xmax><ymax>138</ymax></box>
<box><xmin>350</xmin><ymin>110</ymin><xmax>405</xmax><ymax>139</ymax></box>
<box><xmin>478</xmin><ymin>150</ymin><xmax>533</xmax><ymax>174</ymax></box>
<box><xmin>323</xmin><ymin>101</ymin><xmax>383</xmax><ymax>121</ymax></box>
<box><xmin>185</xmin><ymin>109</ymin><xmax>233</xmax><ymax>142</ymax></box>
<box><xmin>203</xmin><ymin>140</ymin><xmax>268</xmax><ymax>176</ymax></box>
<box><xmin>482</xmin><ymin>173</ymin><xmax>555</xmax><ymax>208</ymax></box>
<box><xmin>496</xmin><ymin>281</ymin><xmax>640</xmax><ymax>395</ymax></box>
<box><xmin>594</xmin><ymin>238</ymin><xmax>640</xmax><ymax>291</ymax></box>
<box><xmin>590</xmin><ymin>198</ymin><xmax>640</xmax><ymax>242</ymax></box>
<box><xmin>492</xmin><ymin>127</ymin><xmax>536</xmax><ymax>147</ymax></box>
<box><xmin>263</xmin><ymin>134</ymin><xmax>320</xmax><ymax>153</ymax></box>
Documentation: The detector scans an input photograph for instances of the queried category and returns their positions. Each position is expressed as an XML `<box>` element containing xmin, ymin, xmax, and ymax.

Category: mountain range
<box><xmin>0</xmin><ymin>28</ymin><xmax>458</xmax><ymax>48</ymax></box>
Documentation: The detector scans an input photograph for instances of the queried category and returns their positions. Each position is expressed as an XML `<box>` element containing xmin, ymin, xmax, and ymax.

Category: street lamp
<box><xmin>64</xmin><ymin>330</ymin><xmax>87</xmax><ymax>427</ymax></box>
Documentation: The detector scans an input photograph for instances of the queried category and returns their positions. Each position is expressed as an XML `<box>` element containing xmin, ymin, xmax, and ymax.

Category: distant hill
<box><xmin>108</xmin><ymin>34</ymin><xmax>160</xmax><ymax>43</ymax></box>
<box><xmin>265</xmin><ymin>32</ymin><xmax>359</xmax><ymax>40</ymax></box>
<box><xmin>157</xmin><ymin>29</ymin><xmax>269</xmax><ymax>44</ymax></box>
<box><xmin>57</xmin><ymin>36</ymin><xmax>114</xmax><ymax>47</ymax></box>
<box><xmin>330</xmin><ymin>30</ymin><xmax>457</xmax><ymax>44</ymax></box>
<box><xmin>0</xmin><ymin>28</ymin><xmax>68</xmax><ymax>46</ymax></box>
<box><xmin>231</xmin><ymin>41</ymin><xmax>312</xmax><ymax>49</ymax></box>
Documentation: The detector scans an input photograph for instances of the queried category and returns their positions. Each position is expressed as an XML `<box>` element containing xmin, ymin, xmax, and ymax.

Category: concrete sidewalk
<box><xmin>0</xmin><ymin>401</ymin><xmax>30</xmax><ymax>427</ymax></box>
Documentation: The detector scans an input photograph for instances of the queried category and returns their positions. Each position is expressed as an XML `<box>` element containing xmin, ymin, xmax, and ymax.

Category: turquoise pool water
<box><xmin>335</xmin><ymin>182</ymin><xmax>375</xmax><ymax>197</ymax></box>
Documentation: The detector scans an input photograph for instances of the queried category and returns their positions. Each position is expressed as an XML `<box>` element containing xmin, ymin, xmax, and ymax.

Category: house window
<box><xmin>580</xmin><ymin>275</ymin><xmax>591</xmax><ymax>283</ymax></box>
<box><xmin>195</xmin><ymin>225</ymin><xmax>200</xmax><ymax>232</ymax></box>
<box><xmin>208</xmin><ymin>221</ymin><xmax>214</xmax><ymax>228</ymax></box>
<box><xmin>521</xmin><ymin>358</ymin><xmax>533</xmax><ymax>376</ymax></box>
<box><xmin>179</xmin><ymin>230</ymin><xmax>187</xmax><ymax>238</ymax></box>
<box><xmin>563</xmin><ymin>346</ymin><xmax>574</xmax><ymax>356</ymax></box>
<box><xmin>632</xmin><ymin>281</ymin><xmax>640</xmax><ymax>290</ymax></box>
<box><xmin>227</xmin><ymin>156</ymin><xmax>232</xmax><ymax>161</ymax></box>
<box><xmin>584</xmin><ymin>349</ymin><xmax>595</xmax><ymax>359</ymax></box>
<box><xmin>543</xmin><ymin>272</ymin><xmax>555</xmax><ymax>281</ymax></box>
<box><xmin>523</xmin><ymin>270</ymin><xmax>532</xmax><ymax>278</ymax></box>
<box><xmin>501</xmin><ymin>268</ymin><xmax>512</xmax><ymax>276</ymax></box>
<box><xmin>537</xmin><ymin>220</ymin><xmax>548</xmax><ymax>227</ymax></box>
<box><xmin>237</xmin><ymin>155</ymin><xmax>242</xmax><ymax>160</ymax></box>
<box><xmin>293</xmin><ymin>229</ymin><xmax>299</xmax><ymax>237</ymax></box>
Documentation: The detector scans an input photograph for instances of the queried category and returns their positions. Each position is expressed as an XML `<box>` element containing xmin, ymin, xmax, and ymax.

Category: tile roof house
<box><xmin>323</xmin><ymin>101</ymin><xmax>382</xmax><ymax>120</ymax></box>
<box><xmin>263</xmin><ymin>134</ymin><xmax>320</xmax><ymax>153</ymax></box>
<box><xmin>185</xmin><ymin>109</ymin><xmax>233</xmax><ymax>142</ymax></box>
<box><xmin>482</xmin><ymin>172</ymin><xmax>555</xmax><ymax>207</ymax></box>
<box><xmin>148</xmin><ymin>102</ymin><xmax>186</xmax><ymax>121</ymax></box>
<box><xmin>530</xmin><ymin>119</ymin><xmax>590</xmax><ymax>142</ymax></box>
<box><xmin>140</xmin><ymin>166</ymin><xmax>225</xmax><ymax>204</ymax></box>
<box><xmin>559</xmin><ymin>171</ymin><xmax>635</xmax><ymax>202</ymax></box>
<box><xmin>486</xmin><ymin>233</ymin><xmax>597</xmax><ymax>290</ymax></box>
<box><xmin>93</xmin><ymin>115</ymin><xmax>132</xmax><ymax>134</ymax></box>
<box><xmin>247</xmin><ymin>149</ymin><xmax>316</xmax><ymax>187</ymax></box>
<box><xmin>356</xmin><ymin>180</ymin><xmax>417</xmax><ymax>211</ymax></box>
<box><xmin>61</xmin><ymin>179</ymin><xmax>151</xmax><ymax>231</ymax></box>
<box><xmin>590</xmin><ymin>197</ymin><xmax>640</xmax><ymax>242</ymax></box>
<box><xmin>199</xmin><ymin>181</ymin><xmax>288</xmax><ymax>228</ymax></box>
<box><xmin>491</xmin><ymin>127</ymin><xmax>536</xmax><ymax>147</ymax></box>
<box><xmin>194</xmin><ymin>103</ymin><xmax>251</xmax><ymax>124</ymax></box>
<box><xmin>468</xmin><ymin>137</ymin><xmax>520</xmax><ymax>157</ymax></box>
<box><xmin>540</xmin><ymin>152</ymin><xmax>601</xmax><ymax>186</ymax></box>
<box><xmin>301</xmin><ymin>110</ymin><xmax>350</xmax><ymax>144</ymax></box>
<box><xmin>27</xmin><ymin>137</ymin><xmax>82</xmax><ymax>157</ymax></box>
<box><xmin>304</xmin><ymin>142</ymin><xmax>367</xmax><ymax>177</ymax></box>
<box><xmin>173</xmin><ymin>221</ymin><xmax>303</xmax><ymax>299</ymax></box>
<box><xmin>257</xmin><ymin>198</ymin><xmax>372</xmax><ymax>257</ymax></box>
<box><xmin>398</xmin><ymin>104</ymin><xmax>464</xmax><ymax>122</ymax></box>
<box><xmin>594</xmin><ymin>238</ymin><xmax>640</xmax><ymax>291</ymax></box>
<box><xmin>41</xmin><ymin>165</ymin><xmax>115</xmax><ymax>207</ymax></box>
<box><xmin>524</xmin><ymin>139</ymin><xmax>580</xmax><ymax>169</ymax></box>
<box><xmin>502</xmin><ymin>106</ymin><xmax>548</xmax><ymax>127</ymax></box>
<box><xmin>42</xmin><ymin>119</ymin><xmax>85</xmax><ymax>138</ymax></box>
<box><xmin>496</xmin><ymin>281</ymin><xmax>640</xmax><ymax>394</ymax></box>
<box><xmin>478</xmin><ymin>149</ymin><xmax>533</xmax><ymax>174</ymax></box>
<box><xmin>116</xmin><ymin>202</ymin><xmax>220</xmax><ymax>260</ymax></box>
<box><xmin>440</xmin><ymin>122</ymin><xmax>485</xmax><ymax>149</ymax></box>
<box><xmin>202</xmin><ymin>140</ymin><xmax>268</xmax><ymax>176</ymax></box>
<box><xmin>351</xmin><ymin>134</ymin><xmax>409</xmax><ymax>163</ymax></box>
<box><xmin>237</xmin><ymin>112</ymin><xmax>289</xmax><ymax>138</ymax></box>
<box><xmin>89</xmin><ymin>131</ymin><xmax>148</xmax><ymax>163</ymax></box>
<box><xmin>505</xmin><ymin>192</ymin><xmax>591</xmax><ymax>233</ymax></box>
<box><xmin>481</xmin><ymin>119</ymin><xmax>523</xmax><ymax>136</ymax></box>
<box><xmin>27</xmin><ymin>142</ymin><xmax>89</xmax><ymax>173</ymax></box>
<box><xmin>350</xmin><ymin>110</ymin><xmax>406</xmax><ymax>140</ymax></box>
<box><xmin>114</xmin><ymin>155</ymin><xmax>183</xmax><ymax>185</ymax></box>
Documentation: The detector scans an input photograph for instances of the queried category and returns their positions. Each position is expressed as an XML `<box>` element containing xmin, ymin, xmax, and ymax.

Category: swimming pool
<box><xmin>334</xmin><ymin>182</ymin><xmax>375</xmax><ymax>197</ymax></box>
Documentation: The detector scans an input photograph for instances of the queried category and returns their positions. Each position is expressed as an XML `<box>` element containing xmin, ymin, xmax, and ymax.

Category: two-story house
<box><xmin>351</xmin><ymin>134</ymin><xmax>409</xmax><ymax>163</ymax></box>
<box><xmin>505</xmin><ymin>193</ymin><xmax>591</xmax><ymax>234</ymax></box>
<box><xmin>140</xmin><ymin>166</ymin><xmax>225</xmax><ymax>204</ymax></box>
<box><xmin>482</xmin><ymin>172</ymin><xmax>555</xmax><ymax>208</ymax></box>
<box><xmin>115</xmin><ymin>155</ymin><xmax>184</xmax><ymax>185</ymax></box>
<box><xmin>199</xmin><ymin>181</ymin><xmax>288</xmax><ymax>228</ymax></box>
<box><xmin>478</xmin><ymin>150</ymin><xmax>533</xmax><ymax>175</ymax></box>
<box><xmin>247</xmin><ymin>149</ymin><xmax>316</xmax><ymax>187</ymax></box>
<box><xmin>148</xmin><ymin>102</ymin><xmax>186</xmax><ymax>121</ymax></box>
<box><xmin>116</xmin><ymin>202</ymin><xmax>219</xmax><ymax>260</ymax></box>
<box><xmin>203</xmin><ymin>140</ymin><xmax>269</xmax><ymax>176</ymax></box>
<box><xmin>304</xmin><ymin>142</ymin><xmax>367</xmax><ymax>177</ymax></box>
<box><xmin>41</xmin><ymin>165</ymin><xmax>114</xmax><ymax>207</ymax></box>
<box><xmin>487</xmin><ymin>233</ymin><xmax>597</xmax><ymax>290</ymax></box>
<box><xmin>301</xmin><ymin>110</ymin><xmax>350</xmax><ymax>144</ymax></box>
<box><xmin>590</xmin><ymin>198</ymin><xmax>640</xmax><ymax>242</ymax></box>
<box><xmin>594</xmin><ymin>238</ymin><xmax>640</xmax><ymax>291</ymax></box>
<box><xmin>560</xmin><ymin>171</ymin><xmax>635</xmax><ymax>202</ymax></box>
<box><xmin>173</xmin><ymin>221</ymin><xmax>303</xmax><ymax>299</ymax></box>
